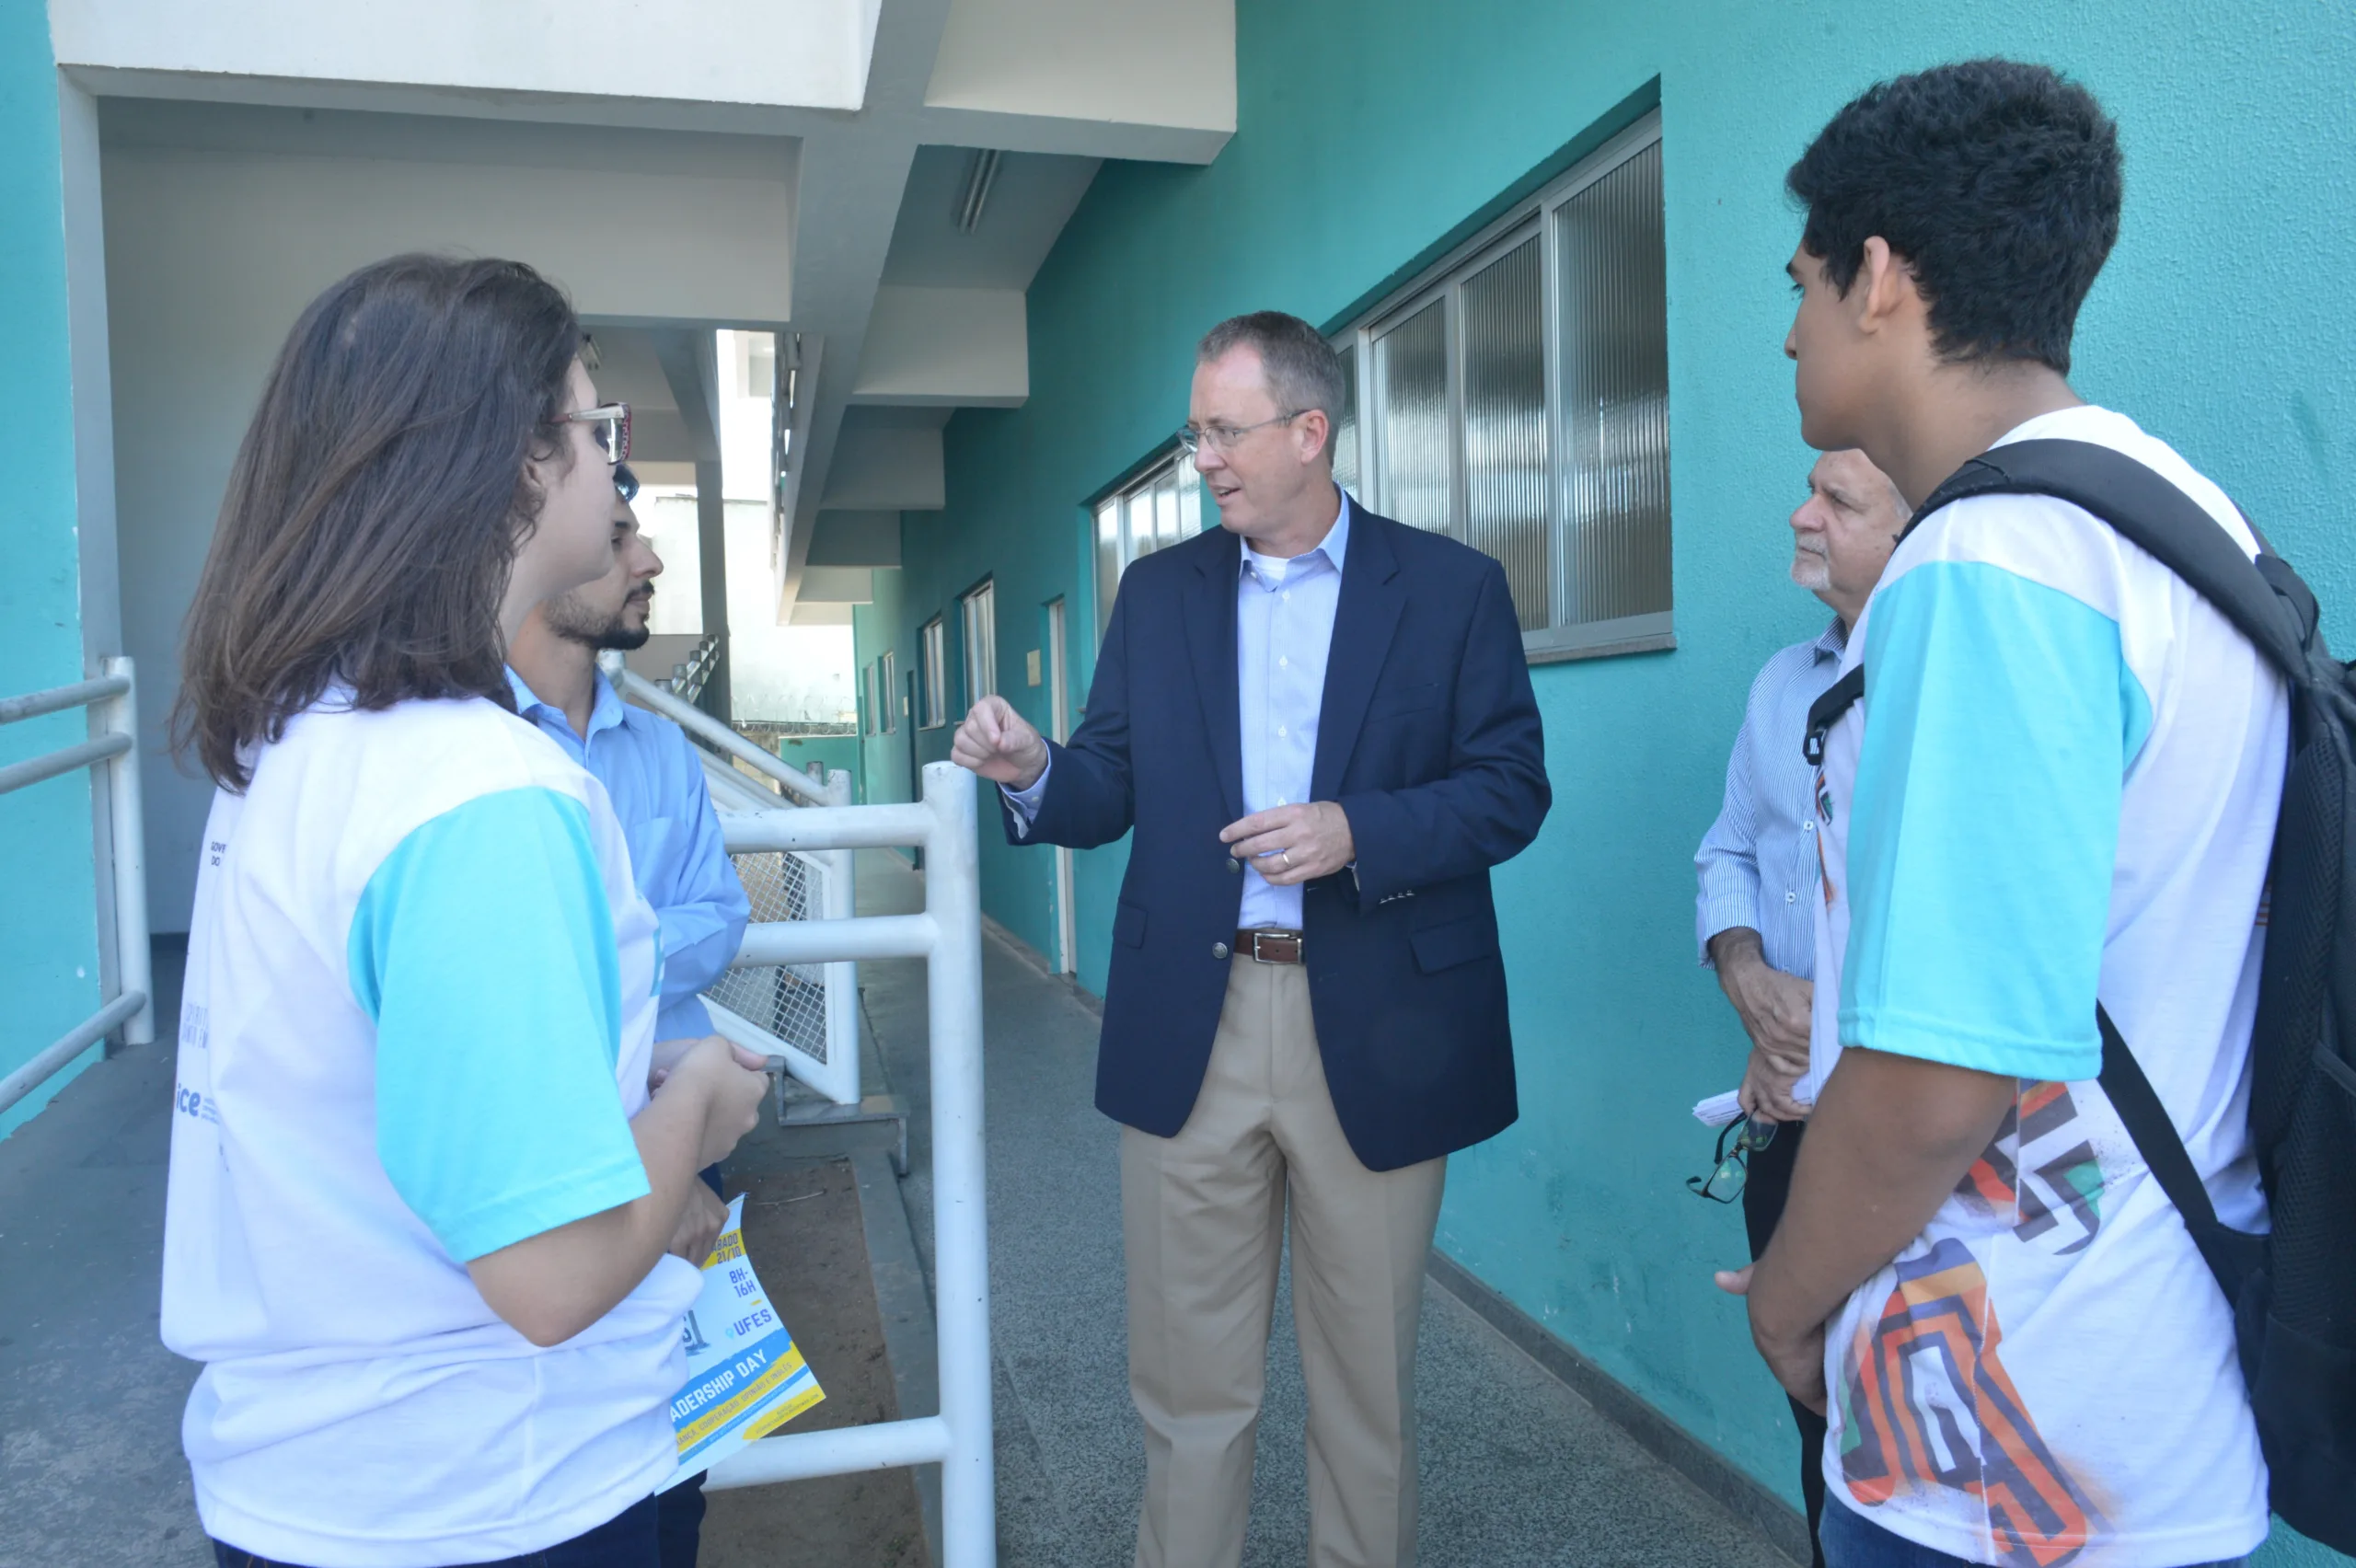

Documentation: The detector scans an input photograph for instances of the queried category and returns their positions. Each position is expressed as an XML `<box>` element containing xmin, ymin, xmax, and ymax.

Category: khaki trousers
<box><xmin>1123</xmin><ymin>954</ymin><xmax>1447</xmax><ymax>1568</ymax></box>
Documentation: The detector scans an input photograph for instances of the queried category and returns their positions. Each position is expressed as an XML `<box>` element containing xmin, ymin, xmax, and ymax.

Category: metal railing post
<box><xmin>821</xmin><ymin>765</ymin><xmax>858</xmax><ymax>1096</ymax></box>
<box><xmin>102</xmin><ymin>656</ymin><xmax>153</xmax><ymax>1045</ymax></box>
<box><xmin>921</xmin><ymin>761</ymin><xmax>995</xmax><ymax>1566</ymax></box>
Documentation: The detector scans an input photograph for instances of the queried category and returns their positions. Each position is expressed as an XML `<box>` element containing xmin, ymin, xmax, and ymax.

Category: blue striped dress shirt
<box><xmin>507</xmin><ymin>668</ymin><xmax>750</xmax><ymax>1040</ymax></box>
<box><xmin>1693</xmin><ymin>618</ymin><xmax>1847</xmax><ymax>978</ymax></box>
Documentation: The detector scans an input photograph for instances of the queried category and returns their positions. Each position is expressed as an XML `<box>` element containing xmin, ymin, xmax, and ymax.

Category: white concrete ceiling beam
<box><xmin>651</xmin><ymin>329</ymin><xmax>724</xmax><ymax>465</ymax></box>
<box><xmin>807</xmin><ymin>510</ymin><xmax>904</xmax><ymax>568</ymax></box>
<box><xmin>796</xmin><ymin>566</ymin><xmax>878</xmax><ymax>603</ymax></box>
<box><xmin>819</xmin><ymin>423</ymin><xmax>946</xmax><ymax>511</ymax></box>
<box><xmin>852</xmin><ymin>286</ymin><xmax>1027</xmax><ymax>407</ymax></box>
<box><xmin>924</xmin><ymin>0</ymin><xmax>1234</xmax><ymax>155</ymax></box>
<box><xmin>52</xmin><ymin>0</ymin><xmax>884</xmax><ymax>113</ymax></box>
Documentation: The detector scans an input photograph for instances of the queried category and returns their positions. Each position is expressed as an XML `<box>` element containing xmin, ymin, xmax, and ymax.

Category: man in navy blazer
<box><xmin>954</xmin><ymin>312</ymin><xmax>1548</xmax><ymax>1568</ymax></box>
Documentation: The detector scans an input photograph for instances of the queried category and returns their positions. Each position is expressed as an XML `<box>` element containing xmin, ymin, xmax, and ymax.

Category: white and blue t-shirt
<box><xmin>162</xmin><ymin>693</ymin><xmax>700</xmax><ymax>1567</ymax></box>
<box><xmin>1808</xmin><ymin>406</ymin><xmax>2285</xmax><ymax>1566</ymax></box>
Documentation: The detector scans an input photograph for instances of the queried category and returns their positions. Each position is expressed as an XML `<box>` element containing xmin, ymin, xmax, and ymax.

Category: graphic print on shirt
<box><xmin>1951</xmin><ymin>1082</ymin><xmax>2108</xmax><ymax>1256</ymax></box>
<box><xmin>1837</xmin><ymin>1238</ymin><xmax>2102</xmax><ymax>1568</ymax></box>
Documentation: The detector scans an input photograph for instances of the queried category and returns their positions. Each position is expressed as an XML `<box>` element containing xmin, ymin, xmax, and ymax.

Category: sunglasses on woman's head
<box><xmin>565</xmin><ymin>402</ymin><xmax>632</xmax><ymax>465</ymax></box>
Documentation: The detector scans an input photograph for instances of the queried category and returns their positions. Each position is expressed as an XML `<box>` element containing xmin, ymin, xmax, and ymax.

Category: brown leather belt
<box><xmin>1236</xmin><ymin>928</ymin><xmax>1304</xmax><ymax>963</ymax></box>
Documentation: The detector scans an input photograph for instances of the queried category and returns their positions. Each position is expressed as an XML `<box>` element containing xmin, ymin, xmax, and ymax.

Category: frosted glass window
<box><xmin>1090</xmin><ymin>451</ymin><xmax>1206</xmax><ymax>646</ymax></box>
<box><xmin>1095</xmin><ymin>498</ymin><xmax>1121</xmax><ymax>638</ymax></box>
<box><xmin>1374</xmin><ymin>299</ymin><xmax>1450</xmax><ymax>534</ymax></box>
<box><xmin>961</xmin><ymin>581</ymin><xmax>997</xmax><ymax>708</ymax></box>
<box><xmin>1557</xmin><ymin>140</ymin><xmax>1670</xmax><ymax>625</ymax></box>
<box><xmin>1345</xmin><ymin>110</ymin><xmax>1669</xmax><ymax>659</ymax></box>
<box><xmin>1461</xmin><ymin>236</ymin><xmax>1549</xmax><ymax>631</ymax></box>
<box><xmin>919</xmin><ymin>617</ymin><xmax>948</xmax><ymax>727</ymax></box>
<box><xmin>1332</xmin><ymin>344</ymin><xmax>1360</xmax><ymax>493</ymax></box>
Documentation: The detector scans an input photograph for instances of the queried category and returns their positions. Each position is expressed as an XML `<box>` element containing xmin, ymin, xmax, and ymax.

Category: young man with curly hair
<box><xmin>1726</xmin><ymin>60</ymin><xmax>2282</xmax><ymax>1568</ymax></box>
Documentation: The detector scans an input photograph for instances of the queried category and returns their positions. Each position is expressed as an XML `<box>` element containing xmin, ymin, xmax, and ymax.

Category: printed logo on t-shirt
<box><xmin>1836</xmin><ymin>1237</ymin><xmax>2103</xmax><ymax>1566</ymax></box>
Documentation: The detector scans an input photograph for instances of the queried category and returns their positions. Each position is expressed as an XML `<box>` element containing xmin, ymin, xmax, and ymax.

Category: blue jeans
<box><xmin>1820</xmin><ymin>1500</ymin><xmax>2245</xmax><ymax>1568</ymax></box>
<box><xmin>213</xmin><ymin>1493</ymin><xmax>660</xmax><ymax>1568</ymax></box>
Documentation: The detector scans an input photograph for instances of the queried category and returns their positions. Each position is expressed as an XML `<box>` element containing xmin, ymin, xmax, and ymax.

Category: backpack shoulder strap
<box><xmin>2096</xmin><ymin>1004</ymin><xmax>2268</xmax><ymax>1299</ymax></box>
<box><xmin>1915</xmin><ymin>438</ymin><xmax>2313</xmax><ymax>682</ymax></box>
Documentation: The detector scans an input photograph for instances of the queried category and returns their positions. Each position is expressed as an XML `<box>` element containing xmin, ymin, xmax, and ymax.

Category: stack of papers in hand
<box><xmin>1691</xmin><ymin>1090</ymin><xmax>1744</xmax><ymax>1127</ymax></box>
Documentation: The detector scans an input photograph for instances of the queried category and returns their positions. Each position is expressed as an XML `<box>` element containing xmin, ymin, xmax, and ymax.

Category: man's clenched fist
<box><xmin>951</xmin><ymin>695</ymin><xmax>1050</xmax><ymax>790</ymax></box>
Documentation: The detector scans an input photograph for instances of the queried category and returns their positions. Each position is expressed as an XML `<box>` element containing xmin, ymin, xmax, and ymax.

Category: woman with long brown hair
<box><xmin>161</xmin><ymin>255</ymin><xmax>768</xmax><ymax>1568</ymax></box>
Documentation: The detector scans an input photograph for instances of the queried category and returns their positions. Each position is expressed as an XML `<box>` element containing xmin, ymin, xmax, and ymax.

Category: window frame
<box><xmin>1091</xmin><ymin>448</ymin><xmax>1203</xmax><ymax>640</ymax></box>
<box><xmin>918</xmin><ymin>617</ymin><xmax>949</xmax><ymax>729</ymax></box>
<box><xmin>1334</xmin><ymin>110</ymin><xmax>1669</xmax><ymax>664</ymax></box>
<box><xmin>960</xmin><ymin>578</ymin><xmax>998</xmax><ymax>709</ymax></box>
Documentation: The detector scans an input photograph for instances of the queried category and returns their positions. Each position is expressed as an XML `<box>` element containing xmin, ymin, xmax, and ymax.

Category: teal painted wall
<box><xmin>766</xmin><ymin>733</ymin><xmax>860</xmax><ymax>794</ymax></box>
<box><xmin>0</xmin><ymin>10</ymin><xmax>104</xmax><ymax>1142</ymax></box>
<box><xmin>857</xmin><ymin>2</ymin><xmax>2356</xmax><ymax>1558</ymax></box>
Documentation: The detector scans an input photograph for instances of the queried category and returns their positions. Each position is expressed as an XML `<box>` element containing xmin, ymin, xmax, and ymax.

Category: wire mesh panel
<box><xmin>703</xmin><ymin>838</ymin><xmax>832</xmax><ymax>1065</ymax></box>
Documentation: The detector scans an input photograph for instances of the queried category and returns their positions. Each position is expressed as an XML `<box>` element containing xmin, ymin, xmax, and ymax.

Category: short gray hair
<box><xmin>1196</xmin><ymin>311</ymin><xmax>1347</xmax><ymax>438</ymax></box>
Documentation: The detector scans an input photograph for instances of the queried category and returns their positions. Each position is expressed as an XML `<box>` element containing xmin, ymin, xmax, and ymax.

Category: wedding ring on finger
<box><xmin>1281</xmin><ymin>849</ymin><xmax>1294</xmax><ymax>870</ymax></box>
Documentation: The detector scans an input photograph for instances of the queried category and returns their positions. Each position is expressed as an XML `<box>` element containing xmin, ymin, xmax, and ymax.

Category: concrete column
<box><xmin>696</xmin><ymin>457</ymin><xmax>732</xmax><ymax>721</ymax></box>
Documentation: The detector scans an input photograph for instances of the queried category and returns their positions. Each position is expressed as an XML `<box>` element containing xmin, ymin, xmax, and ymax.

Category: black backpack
<box><xmin>1801</xmin><ymin>438</ymin><xmax>2356</xmax><ymax>1552</ymax></box>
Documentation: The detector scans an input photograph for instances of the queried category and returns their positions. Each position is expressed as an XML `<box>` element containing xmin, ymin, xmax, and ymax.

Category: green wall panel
<box><xmin>861</xmin><ymin>3</ymin><xmax>2355</xmax><ymax>1557</ymax></box>
<box><xmin>0</xmin><ymin>9</ymin><xmax>103</xmax><ymax>1142</ymax></box>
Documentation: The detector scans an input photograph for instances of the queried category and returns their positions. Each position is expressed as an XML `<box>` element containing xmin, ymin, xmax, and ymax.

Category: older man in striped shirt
<box><xmin>1693</xmin><ymin>447</ymin><xmax>1904</xmax><ymax>1567</ymax></box>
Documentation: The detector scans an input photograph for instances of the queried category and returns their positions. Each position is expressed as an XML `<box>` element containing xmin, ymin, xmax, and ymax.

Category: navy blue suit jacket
<box><xmin>1007</xmin><ymin>505</ymin><xmax>1550</xmax><ymax>1171</ymax></box>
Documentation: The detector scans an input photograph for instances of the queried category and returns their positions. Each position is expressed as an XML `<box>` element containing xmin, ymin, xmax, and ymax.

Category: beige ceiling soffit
<box><xmin>807</xmin><ymin>510</ymin><xmax>904</xmax><ymax>568</ymax></box>
<box><xmin>61</xmin><ymin>66</ymin><xmax>861</xmax><ymax>140</ymax></box>
<box><xmin>788</xmin><ymin>601</ymin><xmax>858</xmax><ymax>626</ymax></box>
<box><xmin>851</xmin><ymin>286</ymin><xmax>1026</xmax><ymax>408</ymax></box>
<box><xmin>796</xmin><ymin>566</ymin><xmax>877</xmax><ymax>603</ymax></box>
<box><xmin>820</xmin><ymin>423</ymin><xmax>946</xmax><ymax>511</ymax></box>
<box><xmin>51</xmin><ymin>0</ymin><xmax>881</xmax><ymax>113</ymax></box>
<box><xmin>923</xmin><ymin>0</ymin><xmax>1234</xmax><ymax>133</ymax></box>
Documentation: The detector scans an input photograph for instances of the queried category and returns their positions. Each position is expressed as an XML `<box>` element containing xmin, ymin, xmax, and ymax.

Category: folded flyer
<box><xmin>659</xmin><ymin>1193</ymin><xmax>826</xmax><ymax>1491</ymax></box>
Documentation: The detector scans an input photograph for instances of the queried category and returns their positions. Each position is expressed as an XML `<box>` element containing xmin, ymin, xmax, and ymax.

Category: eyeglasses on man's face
<box><xmin>1686</xmin><ymin>1114</ymin><xmax>1779</xmax><ymax>1204</ymax></box>
<box><xmin>566</xmin><ymin>401</ymin><xmax>632</xmax><ymax>466</ymax></box>
<box><xmin>612</xmin><ymin>461</ymin><xmax>640</xmax><ymax>504</ymax></box>
<box><xmin>1176</xmin><ymin>409</ymin><xmax>1305</xmax><ymax>457</ymax></box>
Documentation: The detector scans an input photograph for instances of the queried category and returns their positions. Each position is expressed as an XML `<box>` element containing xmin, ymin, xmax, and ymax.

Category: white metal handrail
<box><xmin>0</xmin><ymin>657</ymin><xmax>152</xmax><ymax>1116</ymax></box>
<box><xmin>700</xmin><ymin>762</ymin><xmax>995</xmax><ymax>1568</ymax></box>
<box><xmin>613</xmin><ymin>665</ymin><xmax>862</xmax><ymax>1104</ymax></box>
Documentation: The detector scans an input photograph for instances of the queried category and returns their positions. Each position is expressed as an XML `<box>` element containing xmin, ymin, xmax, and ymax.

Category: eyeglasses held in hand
<box><xmin>1176</xmin><ymin>409</ymin><xmax>1305</xmax><ymax>456</ymax></box>
<box><xmin>1686</xmin><ymin>1114</ymin><xmax>1778</xmax><ymax>1204</ymax></box>
<box><xmin>566</xmin><ymin>402</ymin><xmax>632</xmax><ymax>465</ymax></box>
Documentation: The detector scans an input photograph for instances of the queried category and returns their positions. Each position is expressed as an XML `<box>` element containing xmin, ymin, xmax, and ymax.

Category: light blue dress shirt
<box><xmin>1692</xmin><ymin>617</ymin><xmax>1846</xmax><ymax>977</ymax></box>
<box><xmin>1005</xmin><ymin>490</ymin><xmax>1355</xmax><ymax>930</ymax></box>
<box><xmin>507</xmin><ymin>668</ymin><xmax>750</xmax><ymax>1040</ymax></box>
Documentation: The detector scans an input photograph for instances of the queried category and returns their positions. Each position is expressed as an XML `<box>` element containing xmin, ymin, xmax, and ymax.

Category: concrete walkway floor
<box><xmin>853</xmin><ymin>849</ymin><xmax>1795</xmax><ymax>1568</ymax></box>
<box><xmin>0</xmin><ymin>850</ymin><xmax>1796</xmax><ymax>1568</ymax></box>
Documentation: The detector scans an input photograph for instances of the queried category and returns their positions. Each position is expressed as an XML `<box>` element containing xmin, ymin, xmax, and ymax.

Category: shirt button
<box><xmin>1785</xmin><ymin>891</ymin><xmax>1797</xmax><ymax>904</ymax></box>
<box><xmin>1281</xmin><ymin>591</ymin><xmax>1291</xmax><ymax>601</ymax></box>
<box><xmin>1276</xmin><ymin>725</ymin><xmax>1287</xmax><ymax>737</ymax></box>
<box><xmin>1804</xmin><ymin>821</ymin><xmax>1816</xmax><ymax>833</ymax></box>
<box><xmin>1212</xmin><ymin>941</ymin><xmax>1231</xmax><ymax>960</ymax></box>
<box><xmin>1278</xmin><ymin>655</ymin><xmax>1288</xmax><ymax>668</ymax></box>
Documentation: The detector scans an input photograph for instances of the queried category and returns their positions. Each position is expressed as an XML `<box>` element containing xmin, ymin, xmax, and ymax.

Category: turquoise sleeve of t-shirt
<box><xmin>1841</xmin><ymin>559</ymin><xmax>2154</xmax><ymax>1082</ymax></box>
<box><xmin>349</xmin><ymin>786</ymin><xmax>652</xmax><ymax>1262</ymax></box>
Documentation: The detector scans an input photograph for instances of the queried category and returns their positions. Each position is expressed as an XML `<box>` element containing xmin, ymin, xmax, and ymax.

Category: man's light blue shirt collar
<box><xmin>1240</xmin><ymin>489</ymin><xmax>1351</xmax><ymax>590</ymax></box>
<box><xmin>506</xmin><ymin>665</ymin><xmax>628</xmax><ymax>749</ymax></box>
